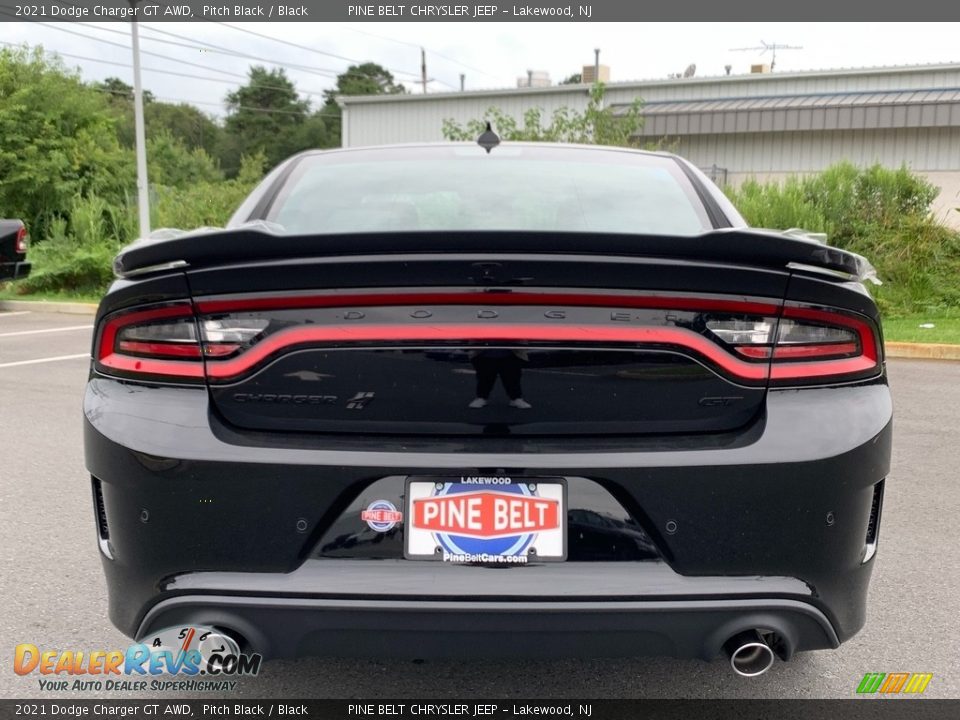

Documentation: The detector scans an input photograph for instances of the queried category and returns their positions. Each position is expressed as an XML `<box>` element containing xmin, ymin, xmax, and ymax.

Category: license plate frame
<box><xmin>404</xmin><ymin>475</ymin><xmax>567</xmax><ymax>562</ymax></box>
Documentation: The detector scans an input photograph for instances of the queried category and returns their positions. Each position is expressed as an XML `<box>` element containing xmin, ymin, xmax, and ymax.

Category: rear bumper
<box><xmin>0</xmin><ymin>260</ymin><xmax>30</xmax><ymax>281</ymax></box>
<box><xmin>138</xmin><ymin>592</ymin><xmax>838</xmax><ymax>660</ymax></box>
<box><xmin>84</xmin><ymin>374</ymin><xmax>892</xmax><ymax>659</ymax></box>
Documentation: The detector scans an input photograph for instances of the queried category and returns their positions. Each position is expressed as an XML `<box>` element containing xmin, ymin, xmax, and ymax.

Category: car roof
<box><xmin>296</xmin><ymin>142</ymin><xmax>683</xmax><ymax>163</ymax></box>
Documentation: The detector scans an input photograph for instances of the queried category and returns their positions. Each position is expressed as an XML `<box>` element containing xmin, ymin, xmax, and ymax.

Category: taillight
<box><xmin>708</xmin><ymin>307</ymin><xmax>880</xmax><ymax>383</ymax></box>
<box><xmin>96</xmin><ymin>304</ymin><xmax>204</xmax><ymax>380</ymax></box>
<box><xmin>15</xmin><ymin>225</ymin><xmax>28</xmax><ymax>254</ymax></box>
<box><xmin>96</xmin><ymin>305</ymin><xmax>270</xmax><ymax>381</ymax></box>
<box><xmin>94</xmin><ymin>294</ymin><xmax>881</xmax><ymax>386</ymax></box>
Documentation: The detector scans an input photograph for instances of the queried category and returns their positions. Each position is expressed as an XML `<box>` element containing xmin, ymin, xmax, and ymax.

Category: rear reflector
<box><xmin>94</xmin><ymin>293</ymin><xmax>881</xmax><ymax>385</ymax></box>
<box><xmin>92</xmin><ymin>478</ymin><xmax>109</xmax><ymax>541</ymax></box>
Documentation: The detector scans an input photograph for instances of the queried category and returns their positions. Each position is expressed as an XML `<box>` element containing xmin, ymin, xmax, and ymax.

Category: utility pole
<box><xmin>593</xmin><ymin>48</ymin><xmax>600</xmax><ymax>82</ymax></box>
<box><xmin>460</xmin><ymin>73</ymin><xmax>465</xmax><ymax>91</ymax></box>
<box><xmin>527</xmin><ymin>69</ymin><xmax>533</xmax><ymax>87</ymax></box>
<box><xmin>420</xmin><ymin>47</ymin><xmax>427</xmax><ymax>94</ymax></box>
<box><xmin>130</xmin><ymin>4</ymin><xmax>150</xmax><ymax>237</ymax></box>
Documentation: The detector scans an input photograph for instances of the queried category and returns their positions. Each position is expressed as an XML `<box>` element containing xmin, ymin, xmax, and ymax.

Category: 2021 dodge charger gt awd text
<box><xmin>84</xmin><ymin>142</ymin><xmax>891</xmax><ymax>676</ymax></box>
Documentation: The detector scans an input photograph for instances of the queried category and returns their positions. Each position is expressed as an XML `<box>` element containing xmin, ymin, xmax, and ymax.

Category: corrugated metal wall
<box><xmin>675</xmin><ymin>128</ymin><xmax>960</xmax><ymax>173</ymax></box>
<box><xmin>344</xmin><ymin>89</ymin><xmax>593</xmax><ymax>147</ymax></box>
<box><xmin>603</xmin><ymin>67</ymin><xmax>960</xmax><ymax>105</ymax></box>
<box><xmin>342</xmin><ymin>64</ymin><xmax>960</xmax><ymax>149</ymax></box>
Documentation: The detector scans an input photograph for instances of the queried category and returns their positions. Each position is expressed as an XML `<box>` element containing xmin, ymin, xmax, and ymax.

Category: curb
<box><xmin>1</xmin><ymin>299</ymin><xmax>958</xmax><ymax>360</ymax></box>
<box><xmin>0</xmin><ymin>299</ymin><xmax>98</xmax><ymax>316</ymax></box>
<box><xmin>885</xmin><ymin>342</ymin><xmax>960</xmax><ymax>361</ymax></box>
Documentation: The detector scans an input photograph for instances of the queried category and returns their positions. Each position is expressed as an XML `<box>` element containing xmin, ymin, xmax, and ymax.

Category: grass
<box><xmin>881</xmin><ymin>315</ymin><xmax>960</xmax><ymax>345</ymax></box>
<box><xmin>0</xmin><ymin>284</ymin><xmax>102</xmax><ymax>305</ymax></box>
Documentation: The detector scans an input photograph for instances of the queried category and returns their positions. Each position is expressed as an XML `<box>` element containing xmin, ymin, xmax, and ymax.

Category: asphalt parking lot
<box><xmin>1</xmin><ymin>309</ymin><xmax>957</xmax><ymax>700</ymax></box>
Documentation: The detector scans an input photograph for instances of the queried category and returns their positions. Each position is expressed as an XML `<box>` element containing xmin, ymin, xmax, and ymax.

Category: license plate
<box><xmin>404</xmin><ymin>475</ymin><xmax>566</xmax><ymax>562</ymax></box>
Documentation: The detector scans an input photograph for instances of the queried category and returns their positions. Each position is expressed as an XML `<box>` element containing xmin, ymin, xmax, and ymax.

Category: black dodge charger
<box><xmin>84</xmin><ymin>142</ymin><xmax>891</xmax><ymax>676</ymax></box>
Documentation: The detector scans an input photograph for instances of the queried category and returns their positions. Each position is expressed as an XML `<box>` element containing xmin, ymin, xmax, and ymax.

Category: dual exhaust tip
<box><xmin>724</xmin><ymin>629</ymin><xmax>777</xmax><ymax>677</ymax></box>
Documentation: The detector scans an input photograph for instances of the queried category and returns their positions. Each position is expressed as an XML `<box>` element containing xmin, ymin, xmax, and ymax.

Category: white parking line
<box><xmin>0</xmin><ymin>311</ymin><xmax>31</xmax><ymax>318</ymax></box>
<box><xmin>0</xmin><ymin>353</ymin><xmax>89</xmax><ymax>369</ymax></box>
<box><xmin>0</xmin><ymin>325</ymin><xmax>92</xmax><ymax>338</ymax></box>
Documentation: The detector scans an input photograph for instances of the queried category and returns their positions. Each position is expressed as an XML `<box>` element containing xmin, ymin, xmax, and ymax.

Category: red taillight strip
<box><xmin>99</xmin><ymin>353</ymin><xmax>206</xmax><ymax>378</ymax></box>
<box><xmin>769</xmin><ymin>355</ymin><xmax>878</xmax><ymax>380</ymax></box>
<box><xmin>735</xmin><ymin>346</ymin><xmax>773</xmax><ymax>359</ymax></box>
<box><xmin>196</xmin><ymin>292</ymin><xmax>781</xmax><ymax>316</ymax></box>
<box><xmin>736</xmin><ymin>342</ymin><xmax>860</xmax><ymax>360</ymax></box>
<box><xmin>772</xmin><ymin>342</ymin><xmax>860</xmax><ymax>360</ymax></box>
<box><xmin>201</xmin><ymin>324</ymin><xmax>769</xmax><ymax>382</ymax></box>
<box><xmin>116</xmin><ymin>341</ymin><xmax>203</xmax><ymax>359</ymax></box>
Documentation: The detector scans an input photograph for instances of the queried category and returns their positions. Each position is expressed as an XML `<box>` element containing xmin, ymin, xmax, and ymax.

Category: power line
<box><xmin>13</xmin><ymin>18</ymin><xmax>440</xmax><ymax>100</ymax></box>
<box><xmin>6</xmin><ymin>17</ymin><xmax>257</xmax><ymax>82</ymax></box>
<box><xmin>7</xmin><ymin>18</ymin><xmax>351</xmax><ymax>102</ymax></box>
<box><xmin>208</xmin><ymin>20</ymin><xmax>421</xmax><ymax>78</ymax></box>
<box><xmin>209</xmin><ymin>20</ymin><xmax>454</xmax><ymax>89</ymax></box>
<box><xmin>93</xmin><ymin>86</ymin><xmax>342</xmax><ymax>119</ymax></box>
<box><xmin>141</xmin><ymin>23</ymin><xmax>440</xmax><ymax>88</ymax></box>
<box><xmin>340</xmin><ymin>24</ymin><xmax>500</xmax><ymax>81</ymax></box>
<box><xmin>1</xmin><ymin>41</ymin><xmax>329</xmax><ymax>97</ymax></box>
<box><xmin>72</xmin><ymin>20</ymin><xmax>352</xmax><ymax>80</ymax></box>
<box><xmin>52</xmin><ymin>0</ymin><xmax>431</xmax><ymax>88</ymax></box>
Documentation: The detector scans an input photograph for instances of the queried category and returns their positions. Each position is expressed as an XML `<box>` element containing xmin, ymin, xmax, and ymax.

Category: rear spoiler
<box><xmin>113</xmin><ymin>228</ymin><xmax>877</xmax><ymax>283</ymax></box>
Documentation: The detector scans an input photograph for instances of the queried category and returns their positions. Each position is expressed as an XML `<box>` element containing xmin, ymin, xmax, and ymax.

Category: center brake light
<box><xmin>94</xmin><ymin>293</ymin><xmax>881</xmax><ymax>385</ymax></box>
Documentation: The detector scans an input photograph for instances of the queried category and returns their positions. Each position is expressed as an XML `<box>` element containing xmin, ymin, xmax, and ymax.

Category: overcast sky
<box><xmin>2</xmin><ymin>22</ymin><xmax>959</xmax><ymax>116</ymax></box>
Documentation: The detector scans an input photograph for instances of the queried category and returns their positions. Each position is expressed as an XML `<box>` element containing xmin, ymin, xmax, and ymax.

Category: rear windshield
<box><xmin>264</xmin><ymin>146</ymin><xmax>713</xmax><ymax>236</ymax></box>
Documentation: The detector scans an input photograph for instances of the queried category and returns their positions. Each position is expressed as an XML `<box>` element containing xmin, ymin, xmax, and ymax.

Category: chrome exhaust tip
<box><xmin>724</xmin><ymin>630</ymin><xmax>776</xmax><ymax>677</ymax></box>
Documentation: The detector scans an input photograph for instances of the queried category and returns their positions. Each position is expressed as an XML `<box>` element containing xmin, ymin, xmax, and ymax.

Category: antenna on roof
<box><xmin>477</xmin><ymin>122</ymin><xmax>501</xmax><ymax>154</ymax></box>
<box><xmin>730</xmin><ymin>40</ymin><xmax>803</xmax><ymax>71</ymax></box>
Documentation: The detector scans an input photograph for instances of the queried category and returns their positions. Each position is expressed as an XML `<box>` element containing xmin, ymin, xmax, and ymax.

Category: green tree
<box><xmin>146</xmin><ymin>102</ymin><xmax>222</xmax><ymax>158</ymax></box>
<box><xmin>151</xmin><ymin>152</ymin><xmax>267</xmax><ymax>231</ymax></box>
<box><xmin>322</xmin><ymin>62</ymin><xmax>406</xmax><ymax>107</ymax></box>
<box><xmin>0</xmin><ymin>47</ymin><xmax>134</xmax><ymax>241</ymax></box>
<box><xmin>290</xmin><ymin>111</ymin><xmax>336</xmax><ymax>154</ymax></box>
<box><xmin>223</xmin><ymin>66</ymin><xmax>310</xmax><ymax>171</ymax></box>
<box><xmin>320</xmin><ymin>62</ymin><xmax>407</xmax><ymax>137</ymax></box>
<box><xmin>442</xmin><ymin>84</ymin><xmax>643</xmax><ymax>147</ymax></box>
<box><xmin>95</xmin><ymin>76</ymin><xmax>154</xmax><ymax>104</ymax></box>
<box><xmin>147</xmin><ymin>130</ymin><xmax>223</xmax><ymax>187</ymax></box>
<box><xmin>560</xmin><ymin>73</ymin><xmax>583</xmax><ymax>85</ymax></box>
<box><xmin>98</xmin><ymin>78</ymin><xmax>222</xmax><ymax>156</ymax></box>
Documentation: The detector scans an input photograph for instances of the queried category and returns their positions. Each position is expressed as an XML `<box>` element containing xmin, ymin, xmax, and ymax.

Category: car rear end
<box><xmin>83</xmin><ymin>145</ymin><xmax>891</xmax><ymax>669</ymax></box>
<box><xmin>0</xmin><ymin>219</ymin><xmax>31</xmax><ymax>281</ymax></box>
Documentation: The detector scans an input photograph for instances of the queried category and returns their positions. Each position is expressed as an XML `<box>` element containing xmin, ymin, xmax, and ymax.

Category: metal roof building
<box><xmin>339</xmin><ymin>63</ymin><xmax>960</xmax><ymax>226</ymax></box>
